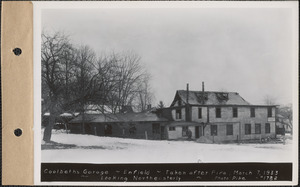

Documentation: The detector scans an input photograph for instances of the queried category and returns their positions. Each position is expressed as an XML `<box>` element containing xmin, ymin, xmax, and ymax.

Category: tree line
<box><xmin>42</xmin><ymin>32</ymin><xmax>154</xmax><ymax>142</ymax></box>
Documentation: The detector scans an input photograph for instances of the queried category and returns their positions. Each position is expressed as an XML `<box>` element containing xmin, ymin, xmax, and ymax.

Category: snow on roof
<box><xmin>172</xmin><ymin>90</ymin><xmax>251</xmax><ymax>106</ymax></box>
<box><xmin>70</xmin><ymin>111</ymin><xmax>168</xmax><ymax>124</ymax></box>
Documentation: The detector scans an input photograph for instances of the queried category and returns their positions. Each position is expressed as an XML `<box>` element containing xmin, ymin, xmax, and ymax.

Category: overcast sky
<box><xmin>42</xmin><ymin>6</ymin><xmax>296</xmax><ymax>106</ymax></box>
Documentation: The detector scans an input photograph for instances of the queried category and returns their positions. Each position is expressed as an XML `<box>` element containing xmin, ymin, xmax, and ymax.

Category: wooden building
<box><xmin>69</xmin><ymin>109</ymin><xmax>169</xmax><ymax>140</ymax></box>
<box><xmin>161</xmin><ymin>83</ymin><xmax>277</xmax><ymax>143</ymax></box>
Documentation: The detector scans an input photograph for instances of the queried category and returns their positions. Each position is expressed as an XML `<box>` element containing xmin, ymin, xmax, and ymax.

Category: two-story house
<box><xmin>163</xmin><ymin>83</ymin><xmax>277</xmax><ymax>143</ymax></box>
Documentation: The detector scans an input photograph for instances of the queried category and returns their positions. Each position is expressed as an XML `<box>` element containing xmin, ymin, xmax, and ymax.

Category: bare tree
<box><xmin>263</xmin><ymin>95</ymin><xmax>277</xmax><ymax>105</ymax></box>
<box><xmin>104</xmin><ymin>52</ymin><xmax>147</xmax><ymax>113</ymax></box>
<box><xmin>277</xmin><ymin>104</ymin><xmax>293</xmax><ymax>134</ymax></box>
<box><xmin>136</xmin><ymin>73</ymin><xmax>154</xmax><ymax>111</ymax></box>
<box><xmin>41</xmin><ymin>31</ymin><xmax>73</xmax><ymax>142</ymax></box>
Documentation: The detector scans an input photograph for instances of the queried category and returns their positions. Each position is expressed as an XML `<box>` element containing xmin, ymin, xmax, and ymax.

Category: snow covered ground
<box><xmin>42</xmin><ymin>131</ymin><xmax>293</xmax><ymax>163</ymax></box>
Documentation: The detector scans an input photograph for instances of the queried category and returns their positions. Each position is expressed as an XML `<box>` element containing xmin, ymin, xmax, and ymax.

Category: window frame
<box><xmin>175</xmin><ymin>109</ymin><xmax>182</xmax><ymax>119</ymax></box>
<box><xmin>216</xmin><ymin>107</ymin><xmax>221</xmax><ymax>118</ymax></box>
<box><xmin>198</xmin><ymin>108</ymin><xmax>202</xmax><ymax>119</ymax></box>
<box><xmin>265</xmin><ymin>123</ymin><xmax>271</xmax><ymax>134</ymax></box>
<box><xmin>169</xmin><ymin>126</ymin><xmax>175</xmax><ymax>131</ymax></box>
<box><xmin>233</xmin><ymin>107</ymin><xmax>238</xmax><ymax>118</ymax></box>
<box><xmin>267</xmin><ymin>107</ymin><xmax>273</xmax><ymax>117</ymax></box>
<box><xmin>255</xmin><ymin>123</ymin><xmax>261</xmax><ymax>134</ymax></box>
<box><xmin>245</xmin><ymin>124</ymin><xmax>251</xmax><ymax>135</ymax></box>
<box><xmin>250</xmin><ymin>108</ymin><xmax>255</xmax><ymax>118</ymax></box>
<box><xmin>226</xmin><ymin>124</ymin><xmax>233</xmax><ymax>135</ymax></box>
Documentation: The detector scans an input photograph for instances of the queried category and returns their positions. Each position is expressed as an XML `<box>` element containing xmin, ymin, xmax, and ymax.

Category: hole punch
<box><xmin>12</xmin><ymin>48</ymin><xmax>22</xmax><ymax>56</ymax></box>
<box><xmin>14</xmin><ymin>128</ymin><xmax>22</xmax><ymax>137</ymax></box>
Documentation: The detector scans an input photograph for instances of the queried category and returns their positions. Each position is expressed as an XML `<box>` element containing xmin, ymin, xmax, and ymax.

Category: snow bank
<box><xmin>42</xmin><ymin>132</ymin><xmax>293</xmax><ymax>163</ymax></box>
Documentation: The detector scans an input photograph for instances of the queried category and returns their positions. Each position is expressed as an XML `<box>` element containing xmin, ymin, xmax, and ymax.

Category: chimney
<box><xmin>186</xmin><ymin>83</ymin><xmax>189</xmax><ymax>104</ymax></box>
<box><xmin>202</xmin><ymin>82</ymin><xmax>205</xmax><ymax>105</ymax></box>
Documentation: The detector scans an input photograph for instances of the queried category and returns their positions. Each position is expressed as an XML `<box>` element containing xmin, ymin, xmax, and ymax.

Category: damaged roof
<box><xmin>171</xmin><ymin>90</ymin><xmax>251</xmax><ymax>106</ymax></box>
<box><xmin>70</xmin><ymin>111</ymin><xmax>168</xmax><ymax>124</ymax></box>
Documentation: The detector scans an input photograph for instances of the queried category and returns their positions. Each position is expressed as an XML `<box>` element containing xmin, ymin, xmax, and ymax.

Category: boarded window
<box><xmin>176</xmin><ymin>109</ymin><xmax>182</xmax><ymax>119</ymax></box>
<box><xmin>211</xmin><ymin>125</ymin><xmax>218</xmax><ymax>136</ymax></box>
<box><xmin>169</xmin><ymin>127</ymin><xmax>175</xmax><ymax>131</ymax></box>
<box><xmin>255</xmin><ymin>124</ymin><xmax>261</xmax><ymax>134</ymax></box>
<box><xmin>265</xmin><ymin>123</ymin><xmax>270</xmax><ymax>134</ymax></box>
<box><xmin>198</xmin><ymin>108</ymin><xmax>202</xmax><ymax>119</ymax></box>
<box><xmin>250</xmin><ymin>108</ymin><xmax>255</xmax><ymax>117</ymax></box>
<box><xmin>226</xmin><ymin>124</ymin><xmax>233</xmax><ymax>135</ymax></box>
<box><xmin>216</xmin><ymin>107</ymin><xmax>221</xmax><ymax>118</ymax></box>
<box><xmin>233</xmin><ymin>107</ymin><xmax>238</xmax><ymax>118</ymax></box>
<box><xmin>182</xmin><ymin>126</ymin><xmax>188</xmax><ymax>136</ymax></box>
<box><xmin>245</xmin><ymin>124</ymin><xmax>251</xmax><ymax>135</ymax></box>
<box><xmin>267</xmin><ymin>107</ymin><xmax>273</xmax><ymax>117</ymax></box>
<box><xmin>152</xmin><ymin>123</ymin><xmax>160</xmax><ymax>134</ymax></box>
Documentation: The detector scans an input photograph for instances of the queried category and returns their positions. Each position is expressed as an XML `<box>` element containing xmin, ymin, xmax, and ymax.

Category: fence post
<box><xmin>145</xmin><ymin>131</ymin><xmax>148</xmax><ymax>140</ymax></box>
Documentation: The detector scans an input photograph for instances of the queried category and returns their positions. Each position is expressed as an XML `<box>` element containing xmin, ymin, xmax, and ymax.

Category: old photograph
<box><xmin>34</xmin><ymin>1</ymin><xmax>298</xmax><ymax>184</ymax></box>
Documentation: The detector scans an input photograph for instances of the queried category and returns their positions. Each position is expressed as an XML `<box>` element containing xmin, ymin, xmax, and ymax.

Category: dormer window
<box><xmin>195</xmin><ymin>93</ymin><xmax>208</xmax><ymax>103</ymax></box>
<box><xmin>216</xmin><ymin>93</ymin><xmax>229</xmax><ymax>101</ymax></box>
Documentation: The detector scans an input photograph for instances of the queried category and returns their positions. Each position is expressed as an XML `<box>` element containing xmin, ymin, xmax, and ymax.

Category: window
<box><xmin>250</xmin><ymin>108</ymin><xmax>255</xmax><ymax>117</ymax></box>
<box><xmin>265</xmin><ymin>123</ymin><xmax>270</xmax><ymax>134</ymax></box>
<box><xmin>216</xmin><ymin>107</ymin><xmax>221</xmax><ymax>118</ymax></box>
<box><xmin>169</xmin><ymin>127</ymin><xmax>175</xmax><ymax>131</ymax></box>
<box><xmin>255</xmin><ymin>124</ymin><xmax>261</xmax><ymax>134</ymax></box>
<box><xmin>233</xmin><ymin>107</ymin><xmax>238</xmax><ymax>118</ymax></box>
<box><xmin>226</xmin><ymin>124</ymin><xmax>233</xmax><ymax>135</ymax></box>
<box><xmin>245</xmin><ymin>124</ymin><xmax>251</xmax><ymax>135</ymax></box>
<box><xmin>267</xmin><ymin>107</ymin><xmax>273</xmax><ymax>117</ymax></box>
<box><xmin>152</xmin><ymin>123</ymin><xmax>160</xmax><ymax>134</ymax></box>
<box><xmin>198</xmin><ymin>108</ymin><xmax>202</xmax><ymax>119</ymax></box>
<box><xmin>182</xmin><ymin>126</ymin><xmax>188</xmax><ymax>136</ymax></box>
<box><xmin>211</xmin><ymin>125</ymin><xmax>218</xmax><ymax>136</ymax></box>
<box><xmin>176</xmin><ymin>109</ymin><xmax>182</xmax><ymax>119</ymax></box>
<box><xmin>178</xmin><ymin>100</ymin><xmax>182</xmax><ymax>106</ymax></box>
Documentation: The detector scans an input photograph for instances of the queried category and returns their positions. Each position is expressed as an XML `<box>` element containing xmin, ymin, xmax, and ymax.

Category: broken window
<box><xmin>216</xmin><ymin>92</ymin><xmax>229</xmax><ymax>101</ymax></box>
<box><xmin>265</xmin><ymin>123</ymin><xmax>270</xmax><ymax>134</ymax></box>
<box><xmin>211</xmin><ymin>125</ymin><xmax>218</xmax><ymax>136</ymax></box>
<box><xmin>195</xmin><ymin>93</ymin><xmax>208</xmax><ymax>103</ymax></box>
<box><xmin>233</xmin><ymin>107</ymin><xmax>238</xmax><ymax>118</ymax></box>
<box><xmin>176</xmin><ymin>109</ymin><xmax>182</xmax><ymax>119</ymax></box>
<box><xmin>226</xmin><ymin>124</ymin><xmax>233</xmax><ymax>135</ymax></box>
<box><xmin>245</xmin><ymin>124</ymin><xmax>251</xmax><ymax>135</ymax></box>
<box><xmin>216</xmin><ymin>107</ymin><xmax>221</xmax><ymax>118</ymax></box>
<box><xmin>255</xmin><ymin>123</ymin><xmax>261</xmax><ymax>134</ymax></box>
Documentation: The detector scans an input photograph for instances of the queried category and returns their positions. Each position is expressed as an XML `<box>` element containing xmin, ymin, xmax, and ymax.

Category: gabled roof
<box><xmin>69</xmin><ymin>111</ymin><xmax>168</xmax><ymax>124</ymax></box>
<box><xmin>171</xmin><ymin>90</ymin><xmax>251</xmax><ymax>106</ymax></box>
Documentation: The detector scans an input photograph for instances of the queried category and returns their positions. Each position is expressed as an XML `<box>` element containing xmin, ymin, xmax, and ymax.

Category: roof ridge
<box><xmin>177</xmin><ymin>90</ymin><xmax>238</xmax><ymax>94</ymax></box>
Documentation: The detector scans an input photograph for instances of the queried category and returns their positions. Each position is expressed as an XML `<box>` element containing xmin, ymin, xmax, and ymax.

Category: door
<box><xmin>195</xmin><ymin>126</ymin><xmax>200</xmax><ymax>138</ymax></box>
